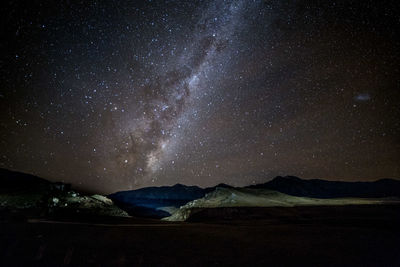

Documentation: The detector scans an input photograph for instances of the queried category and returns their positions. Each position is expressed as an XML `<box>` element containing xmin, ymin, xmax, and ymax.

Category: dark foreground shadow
<box><xmin>1</xmin><ymin>205</ymin><xmax>400</xmax><ymax>267</ymax></box>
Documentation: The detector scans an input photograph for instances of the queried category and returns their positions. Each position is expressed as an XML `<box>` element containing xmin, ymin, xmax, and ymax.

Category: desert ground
<box><xmin>1</xmin><ymin>204</ymin><xmax>400</xmax><ymax>267</ymax></box>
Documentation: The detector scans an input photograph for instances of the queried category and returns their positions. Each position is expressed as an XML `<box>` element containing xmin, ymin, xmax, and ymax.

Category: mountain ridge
<box><xmin>248</xmin><ymin>175</ymin><xmax>400</xmax><ymax>198</ymax></box>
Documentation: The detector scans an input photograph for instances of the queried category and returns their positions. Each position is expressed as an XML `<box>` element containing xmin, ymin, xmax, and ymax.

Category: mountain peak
<box><xmin>172</xmin><ymin>183</ymin><xmax>187</xmax><ymax>188</ymax></box>
<box><xmin>273</xmin><ymin>176</ymin><xmax>302</xmax><ymax>181</ymax></box>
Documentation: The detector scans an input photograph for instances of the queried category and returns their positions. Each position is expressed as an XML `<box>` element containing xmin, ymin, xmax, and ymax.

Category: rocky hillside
<box><xmin>0</xmin><ymin>168</ymin><xmax>128</xmax><ymax>218</ymax></box>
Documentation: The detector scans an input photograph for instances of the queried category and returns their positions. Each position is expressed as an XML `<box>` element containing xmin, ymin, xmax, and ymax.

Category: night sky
<box><xmin>1</xmin><ymin>0</ymin><xmax>399</xmax><ymax>193</ymax></box>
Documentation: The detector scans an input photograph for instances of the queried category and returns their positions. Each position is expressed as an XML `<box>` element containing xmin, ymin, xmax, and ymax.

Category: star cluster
<box><xmin>1</xmin><ymin>0</ymin><xmax>399</xmax><ymax>193</ymax></box>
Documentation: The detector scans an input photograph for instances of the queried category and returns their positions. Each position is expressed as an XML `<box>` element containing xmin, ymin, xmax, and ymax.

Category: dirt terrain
<box><xmin>1</xmin><ymin>205</ymin><xmax>400</xmax><ymax>266</ymax></box>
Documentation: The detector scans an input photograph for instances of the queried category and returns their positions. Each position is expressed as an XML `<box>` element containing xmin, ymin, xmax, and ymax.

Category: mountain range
<box><xmin>109</xmin><ymin>175</ymin><xmax>400</xmax><ymax>218</ymax></box>
<box><xmin>1</xmin><ymin>168</ymin><xmax>400</xmax><ymax>220</ymax></box>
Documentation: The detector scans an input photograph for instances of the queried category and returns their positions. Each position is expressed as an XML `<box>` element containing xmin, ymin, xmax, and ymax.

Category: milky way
<box><xmin>1</xmin><ymin>0</ymin><xmax>399</xmax><ymax>193</ymax></box>
<box><xmin>94</xmin><ymin>0</ymin><xmax>262</xmax><ymax>189</ymax></box>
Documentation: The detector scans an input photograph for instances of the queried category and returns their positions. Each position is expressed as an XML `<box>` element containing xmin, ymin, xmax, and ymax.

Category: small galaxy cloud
<box><xmin>354</xmin><ymin>93</ymin><xmax>371</xmax><ymax>102</ymax></box>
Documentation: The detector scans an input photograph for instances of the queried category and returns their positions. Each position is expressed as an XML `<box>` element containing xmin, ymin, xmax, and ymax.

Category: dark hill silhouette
<box><xmin>247</xmin><ymin>176</ymin><xmax>400</xmax><ymax>198</ymax></box>
<box><xmin>0</xmin><ymin>168</ymin><xmax>52</xmax><ymax>193</ymax></box>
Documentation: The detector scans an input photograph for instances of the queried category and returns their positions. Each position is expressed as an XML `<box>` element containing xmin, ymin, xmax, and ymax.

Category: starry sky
<box><xmin>1</xmin><ymin>0</ymin><xmax>399</xmax><ymax>193</ymax></box>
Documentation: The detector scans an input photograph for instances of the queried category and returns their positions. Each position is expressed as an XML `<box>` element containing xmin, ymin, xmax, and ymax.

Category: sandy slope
<box><xmin>164</xmin><ymin>187</ymin><xmax>399</xmax><ymax>221</ymax></box>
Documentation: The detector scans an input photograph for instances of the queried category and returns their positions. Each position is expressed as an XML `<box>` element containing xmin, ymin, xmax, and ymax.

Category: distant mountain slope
<box><xmin>164</xmin><ymin>187</ymin><xmax>399</xmax><ymax>221</ymax></box>
<box><xmin>247</xmin><ymin>176</ymin><xmax>400</xmax><ymax>198</ymax></box>
<box><xmin>108</xmin><ymin>183</ymin><xmax>232</xmax><ymax>218</ymax></box>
